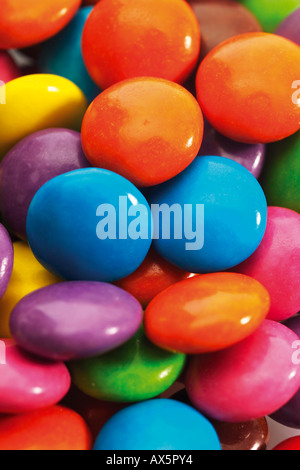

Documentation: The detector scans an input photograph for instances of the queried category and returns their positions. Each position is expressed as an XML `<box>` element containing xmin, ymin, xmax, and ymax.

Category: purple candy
<box><xmin>0</xmin><ymin>128</ymin><xmax>90</xmax><ymax>240</ymax></box>
<box><xmin>198</xmin><ymin>120</ymin><xmax>265</xmax><ymax>179</ymax></box>
<box><xmin>0</xmin><ymin>223</ymin><xmax>13</xmax><ymax>298</ymax></box>
<box><xmin>276</xmin><ymin>8</ymin><xmax>300</xmax><ymax>46</ymax></box>
<box><xmin>10</xmin><ymin>281</ymin><xmax>143</xmax><ymax>361</ymax></box>
<box><xmin>270</xmin><ymin>315</ymin><xmax>300</xmax><ymax>428</ymax></box>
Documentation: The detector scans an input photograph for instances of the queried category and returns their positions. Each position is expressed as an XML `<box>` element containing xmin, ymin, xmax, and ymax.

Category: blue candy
<box><xmin>26</xmin><ymin>168</ymin><xmax>152</xmax><ymax>282</ymax></box>
<box><xmin>148</xmin><ymin>156</ymin><xmax>267</xmax><ymax>273</ymax></box>
<box><xmin>38</xmin><ymin>7</ymin><xmax>99</xmax><ymax>103</ymax></box>
<box><xmin>93</xmin><ymin>399</ymin><xmax>221</xmax><ymax>450</ymax></box>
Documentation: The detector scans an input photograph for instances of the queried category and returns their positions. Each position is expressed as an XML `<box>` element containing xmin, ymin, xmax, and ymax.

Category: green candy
<box><xmin>69</xmin><ymin>328</ymin><xmax>185</xmax><ymax>402</ymax></box>
<box><xmin>261</xmin><ymin>131</ymin><xmax>300</xmax><ymax>213</ymax></box>
<box><xmin>239</xmin><ymin>0</ymin><xmax>300</xmax><ymax>32</ymax></box>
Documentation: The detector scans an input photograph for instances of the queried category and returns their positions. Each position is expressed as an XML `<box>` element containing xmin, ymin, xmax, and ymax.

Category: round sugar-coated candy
<box><xmin>0</xmin><ymin>242</ymin><xmax>60</xmax><ymax>338</ymax></box>
<box><xmin>171</xmin><ymin>389</ymin><xmax>269</xmax><ymax>451</ymax></box>
<box><xmin>94</xmin><ymin>399</ymin><xmax>221</xmax><ymax>450</ymax></box>
<box><xmin>0</xmin><ymin>224</ymin><xmax>13</xmax><ymax>299</ymax></box>
<box><xmin>276</xmin><ymin>7</ymin><xmax>300</xmax><ymax>45</ymax></box>
<box><xmin>239</xmin><ymin>0</ymin><xmax>300</xmax><ymax>33</ymax></box>
<box><xmin>199</xmin><ymin>120</ymin><xmax>265</xmax><ymax>178</ymax></box>
<box><xmin>38</xmin><ymin>7</ymin><xmax>99</xmax><ymax>103</ymax></box>
<box><xmin>274</xmin><ymin>437</ymin><xmax>300</xmax><ymax>451</ymax></box>
<box><xmin>0</xmin><ymin>340</ymin><xmax>70</xmax><ymax>414</ymax></box>
<box><xmin>261</xmin><ymin>132</ymin><xmax>300</xmax><ymax>213</ymax></box>
<box><xmin>82</xmin><ymin>0</ymin><xmax>200</xmax><ymax>89</ymax></box>
<box><xmin>70</xmin><ymin>328</ymin><xmax>185</xmax><ymax>402</ymax></box>
<box><xmin>62</xmin><ymin>387</ymin><xmax>126</xmax><ymax>439</ymax></box>
<box><xmin>116</xmin><ymin>249</ymin><xmax>191</xmax><ymax>308</ymax></box>
<box><xmin>0</xmin><ymin>129</ymin><xmax>90</xmax><ymax>240</ymax></box>
<box><xmin>149</xmin><ymin>155</ymin><xmax>267</xmax><ymax>273</ymax></box>
<box><xmin>10</xmin><ymin>282</ymin><xmax>143</xmax><ymax>361</ymax></box>
<box><xmin>185</xmin><ymin>320</ymin><xmax>300</xmax><ymax>422</ymax></box>
<box><xmin>81</xmin><ymin>77</ymin><xmax>203</xmax><ymax>187</ymax></box>
<box><xmin>0</xmin><ymin>74</ymin><xmax>87</xmax><ymax>159</ymax></box>
<box><xmin>144</xmin><ymin>273</ymin><xmax>270</xmax><ymax>354</ymax></box>
<box><xmin>26</xmin><ymin>169</ymin><xmax>152</xmax><ymax>282</ymax></box>
<box><xmin>234</xmin><ymin>207</ymin><xmax>300</xmax><ymax>322</ymax></box>
<box><xmin>187</xmin><ymin>0</ymin><xmax>262</xmax><ymax>58</ymax></box>
<box><xmin>0</xmin><ymin>0</ymin><xmax>81</xmax><ymax>49</ymax></box>
<box><xmin>270</xmin><ymin>316</ymin><xmax>300</xmax><ymax>428</ymax></box>
<box><xmin>0</xmin><ymin>406</ymin><xmax>92</xmax><ymax>450</ymax></box>
<box><xmin>196</xmin><ymin>33</ymin><xmax>300</xmax><ymax>144</ymax></box>
<box><xmin>0</xmin><ymin>52</ymin><xmax>20</xmax><ymax>83</ymax></box>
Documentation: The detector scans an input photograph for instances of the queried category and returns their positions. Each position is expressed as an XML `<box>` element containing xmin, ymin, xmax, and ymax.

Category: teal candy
<box><xmin>38</xmin><ymin>7</ymin><xmax>99</xmax><ymax>102</ymax></box>
<box><xmin>93</xmin><ymin>399</ymin><xmax>221</xmax><ymax>450</ymax></box>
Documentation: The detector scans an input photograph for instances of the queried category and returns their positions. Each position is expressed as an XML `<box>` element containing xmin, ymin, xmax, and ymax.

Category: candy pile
<box><xmin>0</xmin><ymin>0</ymin><xmax>299</xmax><ymax>451</ymax></box>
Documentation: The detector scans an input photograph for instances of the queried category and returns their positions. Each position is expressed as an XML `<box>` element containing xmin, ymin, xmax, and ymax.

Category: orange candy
<box><xmin>82</xmin><ymin>0</ymin><xmax>201</xmax><ymax>89</ymax></box>
<box><xmin>144</xmin><ymin>272</ymin><xmax>270</xmax><ymax>354</ymax></box>
<box><xmin>116</xmin><ymin>249</ymin><xmax>191</xmax><ymax>308</ymax></box>
<box><xmin>196</xmin><ymin>33</ymin><xmax>300</xmax><ymax>144</ymax></box>
<box><xmin>0</xmin><ymin>0</ymin><xmax>81</xmax><ymax>49</ymax></box>
<box><xmin>0</xmin><ymin>406</ymin><xmax>92</xmax><ymax>450</ymax></box>
<box><xmin>81</xmin><ymin>77</ymin><xmax>203</xmax><ymax>187</ymax></box>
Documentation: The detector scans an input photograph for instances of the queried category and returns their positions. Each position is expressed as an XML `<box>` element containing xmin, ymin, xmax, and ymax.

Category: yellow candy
<box><xmin>0</xmin><ymin>74</ymin><xmax>87</xmax><ymax>159</ymax></box>
<box><xmin>0</xmin><ymin>242</ymin><xmax>60</xmax><ymax>338</ymax></box>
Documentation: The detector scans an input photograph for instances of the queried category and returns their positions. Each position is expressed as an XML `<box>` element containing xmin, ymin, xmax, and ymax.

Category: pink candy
<box><xmin>0</xmin><ymin>51</ymin><xmax>20</xmax><ymax>84</ymax></box>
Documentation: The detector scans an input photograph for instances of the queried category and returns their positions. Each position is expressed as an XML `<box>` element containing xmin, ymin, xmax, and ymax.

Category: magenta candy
<box><xmin>10</xmin><ymin>282</ymin><xmax>143</xmax><ymax>361</ymax></box>
<box><xmin>0</xmin><ymin>51</ymin><xmax>20</xmax><ymax>84</ymax></box>
<box><xmin>276</xmin><ymin>8</ymin><xmax>300</xmax><ymax>46</ymax></box>
<box><xmin>0</xmin><ymin>339</ymin><xmax>70</xmax><ymax>414</ymax></box>
<box><xmin>199</xmin><ymin>120</ymin><xmax>265</xmax><ymax>179</ymax></box>
<box><xmin>0</xmin><ymin>128</ymin><xmax>90</xmax><ymax>240</ymax></box>
<box><xmin>185</xmin><ymin>320</ymin><xmax>300</xmax><ymax>422</ymax></box>
<box><xmin>0</xmin><ymin>224</ymin><xmax>13</xmax><ymax>298</ymax></box>
<box><xmin>233</xmin><ymin>207</ymin><xmax>300</xmax><ymax>322</ymax></box>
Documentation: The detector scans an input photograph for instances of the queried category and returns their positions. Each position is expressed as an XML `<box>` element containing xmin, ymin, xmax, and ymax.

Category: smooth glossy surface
<box><xmin>145</xmin><ymin>273</ymin><xmax>270</xmax><ymax>354</ymax></box>
<box><xmin>185</xmin><ymin>320</ymin><xmax>300</xmax><ymax>422</ymax></box>
<box><xmin>234</xmin><ymin>207</ymin><xmax>300</xmax><ymax>322</ymax></box>
<box><xmin>149</xmin><ymin>156</ymin><xmax>267</xmax><ymax>273</ymax></box>
<box><xmin>82</xmin><ymin>0</ymin><xmax>201</xmax><ymax>89</ymax></box>
<box><xmin>199</xmin><ymin>120</ymin><xmax>265</xmax><ymax>178</ymax></box>
<box><xmin>187</xmin><ymin>0</ymin><xmax>262</xmax><ymax>58</ymax></box>
<box><xmin>70</xmin><ymin>328</ymin><xmax>185</xmax><ymax>402</ymax></box>
<box><xmin>171</xmin><ymin>389</ymin><xmax>269</xmax><ymax>451</ymax></box>
<box><xmin>94</xmin><ymin>399</ymin><xmax>221</xmax><ymax>450</ymax></box>
<box><xmin>0</xmin><ymin>129</ymin><xmax>90</xmax><ymax>240</ymax></box>
<box><xmin>276</xmin><ymin>7</ymin><xmax>300</xmax><ymax>45</ymax></box>
<box><xmin>270</xmin><ymin>316</ymin><xmax>300</xmax><ymax>428</ymax></box>
<box><xmin>0</xmin><ymin>0</ymin><xmax>81</xmax><ymax>49</ymax></box>
<box><xmin>10</xmin><ymin>281</ymin><xmax>143</xmax><ymax>361</ymax></box>
<box><xmin>0</xmin><ymin>406</ymin><xmax>92</xmax><ymax>450</ymax></box>
<box><xmin>0</xmin><ymin>340</ymin><xmax>70</xmax><ymax>414</ymax></box>
<box><xmin>0</xmin><ymin>52</ymin><xmax>20</xmax><ymax>83</ymax></box>
<box><xmin>0</xmin><ymin>242</ymin><xmax>60</xmax><ymax>338</ymax></box>
<box><xmin>26</xmin><ymin>169</ymin><xmax>152</xmax><ymax>282</ymax></box>
<box><xmin>196</xmin><ymin>33</ymin><xmax>300</xmax><ymax>144</ymax></box>
<box><xmin>239</xmin><ymin>0</ymin><xmax>300</xmax><ymax>32</ymax></box>
<box><xmin>261</xmin><ymin>132</ymin><xmax>300</xmax><ymax>213</ymax></box>
<box><xmin>81</xmin><ymin>77</ymin><xmax>203</xmax><ymax>187</ymax></box>
<box><xmin>274</xmin><ymin>436</ymin><xmax>300</xmax><ymax>450</ymax></box>
<box><xmin>0</xmin><ymin>74</ymin><xmax>87</xmax><ymax>159</ymax></box>
<box><xmin>38</xmin><ymin>7</ymin><xmax>100</xmax><ymax>103</ymax></box>
<box><xmin>0</xmin><ymin>225</ymin><xmax>13</xmax><ymax>299</ymax></box>
<box><xmin>116</xmin><ymin>249</ymin><xmax>191</xmax><ymax>308</ymax></box>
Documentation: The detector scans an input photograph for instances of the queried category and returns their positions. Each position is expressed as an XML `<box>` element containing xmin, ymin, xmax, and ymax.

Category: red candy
<box><xmin>81</xmin><ymin>77</ymin><xmax>203</xmax><ymax>187</ymax></box>
<box><xmin>0</xmin><ymin>407</ymin><xmax>92</xmax><ymax>450</ymax></box>
<box><xmin>0</xmin><ymin>52</ymin><xmax>20</xmax><ymax>84</ymax></box>
<box><xmin>274</xmin><ymin>437</ymin><xmax>300</xmax><ymax>451</ymax></box>
<box><xmin>196</xmin><ymin>33</ymin><xmax>300</xmax><ymax>143</ymax></box>
<box><xmin>82</xmin><ymin>0</ymin><xmax>201</xmax><ymax>89</ymax></box>
<box><xmin>0</xmin><ymin>0</ymin><xmax>81</xmax><ymax>49</ymax></box>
